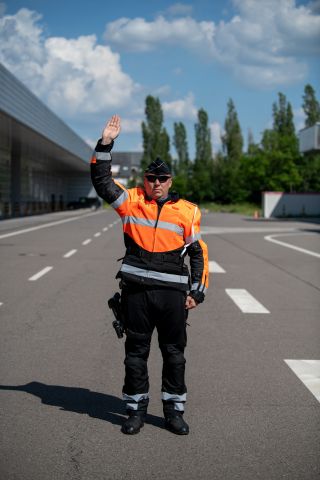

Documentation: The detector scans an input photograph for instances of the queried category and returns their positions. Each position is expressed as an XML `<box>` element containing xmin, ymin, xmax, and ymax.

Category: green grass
<box><xmin>200</xmin><ymin>202</ymin><xmax>262</xmax><ymax>216</ymax></box>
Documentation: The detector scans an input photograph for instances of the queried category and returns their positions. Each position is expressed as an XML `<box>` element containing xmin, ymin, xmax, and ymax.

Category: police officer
<box><xmin>91</xmin><ymin>115</ymin><xmax>209</xmax><ymax>435</ymax></box>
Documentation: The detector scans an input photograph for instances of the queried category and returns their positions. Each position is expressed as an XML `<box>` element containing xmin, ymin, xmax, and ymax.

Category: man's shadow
<box><xmin>0</xmin><ymin>382</ymin><xmax>164</xmax><ymax>428</ymax></box>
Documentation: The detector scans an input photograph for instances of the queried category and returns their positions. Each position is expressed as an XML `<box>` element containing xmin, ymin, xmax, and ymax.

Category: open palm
<box><xmin>102</xmin><ymin>115</ymin><xmax>121</xmax><ymax>144</ymax></box>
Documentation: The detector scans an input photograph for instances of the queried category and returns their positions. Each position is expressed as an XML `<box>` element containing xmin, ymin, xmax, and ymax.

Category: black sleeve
<box><xmin>90</xmin><ymin>139</ymin><xmax>124</xmax><ymax>204</ymax></box>
<box><xmin>187</xmin><ymin>240</ymin><xmax>205</xmax><ymax>303</ymax></box>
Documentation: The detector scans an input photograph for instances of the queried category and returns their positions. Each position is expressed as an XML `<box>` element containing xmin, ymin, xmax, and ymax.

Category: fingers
<box><xmin>185</xmin><ymin>296</ymin><xmax>197</xmax><ymax>310</ymax></box>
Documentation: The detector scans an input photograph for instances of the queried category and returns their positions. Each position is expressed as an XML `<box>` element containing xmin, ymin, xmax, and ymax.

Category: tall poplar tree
<box><xmin>192</xmin><ymin>108</ymin><xmax>213</xmax><ymax>202</ymax></box>
<box><xmin>261</xmin><ymin>92</ymin><xmax>300</xmax><ymax>191</ymax></box>
<box><xmin>222</xmin><ymin>98</ymin><xmax>243</xmax><ymax>162</ymax></box>
<box><xmin>302</xmin><ymin>84</ymin><xmax>320</xmax><ymax>127</ymax></box>
<box><xmin>172</xmin><ymin>122</ymin><xmax>190</xmax><ymax>197</ymax></box>
<box><xmin>141</xmin><ymin>95</ymin><xmax>171</xmax><ymax>172</ymax></box>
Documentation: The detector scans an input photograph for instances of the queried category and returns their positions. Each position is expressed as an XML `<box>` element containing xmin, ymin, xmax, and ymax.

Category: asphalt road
<box><xmin>0</xmin><ymin>208</ymin><xmax>319</xmax><ymax>480</ymax></box>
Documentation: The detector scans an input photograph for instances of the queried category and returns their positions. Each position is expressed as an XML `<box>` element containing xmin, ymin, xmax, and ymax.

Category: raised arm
<box><xmin>90</xmin><ymin>115</ymin><xmax>126</xmax><ymax>206</ymax></box>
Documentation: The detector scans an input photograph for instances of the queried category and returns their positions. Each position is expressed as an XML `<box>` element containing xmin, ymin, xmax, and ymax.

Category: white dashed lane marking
<box><xmin>82</xmin><ymin>239</ymin><xmax>92</xmax><ymax>245</ymax></box>
<box><xmin>225</xmin><ymin>289</ymin><xmax>270</xmax><ymax>314</ymax></box>
<box><xmin>94</xmin><ymin>232</ymin><xmax>101</xmax><ymax>237</ymax></box>
<box><xmin>103</xmin><ymin>227</ymin><xmax>108</xmax><ymax>232</ymax></box>
<box><xmin>28</xmin><ymin>266</ymin><xmax>53</xmax><ymax>281</ymax></box>
<box><xmin>63</xmin><ymin>249</ymin><xmax>77</xmax><ymax>258</ymax></box>
<box><xmin>209</xmin><ymin>261</ymin><xmax>226</xmax><ymax>273</ymax></box>
<box><xmin>284</xmin><ymin>360</ymin><xmax>320</xmax><ymax>403</ymax></box>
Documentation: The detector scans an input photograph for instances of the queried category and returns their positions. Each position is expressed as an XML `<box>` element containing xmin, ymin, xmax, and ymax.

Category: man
<box><xmin>91</xmin><ymin>115</ymin><xmax>209</xmax><ymax>435</ymax></box>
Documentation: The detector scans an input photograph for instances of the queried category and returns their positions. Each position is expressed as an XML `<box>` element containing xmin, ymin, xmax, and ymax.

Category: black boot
<box><xmin>163</xmin><ymin>400</ymin><xmax>189</xmax><ymax>435</ymax></box>
<box><xmin>121</xmin><ymin>410</ymin><xmax>145</xmax><ymax>435</ymax></box>
<box><xmin>165</xmin><ymin>412</ymin><xmax>189</xmax><ymax>435</ymax></box>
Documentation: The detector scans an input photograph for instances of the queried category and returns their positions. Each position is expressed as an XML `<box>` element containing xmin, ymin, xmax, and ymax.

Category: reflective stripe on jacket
<box><xmin>90</xmin><ymin>140</ymin><xmax>209</xmax><ymax>300</ymax></box>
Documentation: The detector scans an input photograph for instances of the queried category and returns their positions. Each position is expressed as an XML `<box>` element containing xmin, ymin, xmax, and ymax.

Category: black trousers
<box><xmin>121</xmin><ymin>285</ymin><xmax>188</xmax><ymax>397</ymax></box>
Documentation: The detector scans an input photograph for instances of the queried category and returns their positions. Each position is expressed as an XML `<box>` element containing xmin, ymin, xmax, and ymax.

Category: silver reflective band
<box><xmin>126</xmin><ymin>403</ymin><xmax>138</xmax><ymax>410</ymax></box>
<box><xmin>122</xmin><ymin>216</ymin><xmax>154</xmax><ymax>228</ymax></box>
<box><xmin>111</xmin><ymin>190</ymin><xmax>129</xmax><ymax>209</ymax></box>
<box><xmin>174</xmin><ymin>403</ymin><xmax>185</xmax><ymax>412</ymax></box>
<box><xmin>122</xmin><ymin>216</ymin><xmax>184</xmax><ymax>236</ymax></box>
<box><xmin>95</xmin><ymin>151</ymin><xmax>112</xmax><ymax>161</ymax></box>
<box><xmin>123</xmin><ymin>392</ymin><xmax>149</xmax><ymax>402</ymax></box>
<box><xmin>185</xmin><ymin>232</ymin><xmax>201</xmax><ymax>243</ymax></box>
<box><xmin>162</xmin><ymin>392</ymin><xmax>187</xmax><ymax>402</ymax></box>
<box><xmin>120</xmin><ymin>264</ymin><xmax>189</xmax><ymax>284</ymax></box>
<box><xmin>191</xmin><ymin>282</ymin><xmax>207</xmax><ymax>294</ymax></box>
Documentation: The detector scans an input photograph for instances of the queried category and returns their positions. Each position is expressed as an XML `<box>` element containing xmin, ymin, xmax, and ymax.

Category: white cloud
<box><xmin>104</xmin><ymin>0</ymin><xmax>320</xmax><ymax>88</ymax></box>
<box><xmin>210</xmin><ymin>122</ymin><xmax>224</xmax><ymax>152</ymax></box>
<box><xmin>121</xmin><ymin>118</ymin><xmax>142</xmax><ymax>133</ymax></box>
<box><xmin>162</xmin><ymin>93</ymin><xmax>197</xmax><ymax>120</ymax></box>
<box><xmin>104</xmin><ymin>16</ymin><xmax>215</xmax><ymax>55</ymax></box>
<box><xmin>0</xmin><ymin>8</ymin><xmax>136</xmax><ymax>117</ymax></box>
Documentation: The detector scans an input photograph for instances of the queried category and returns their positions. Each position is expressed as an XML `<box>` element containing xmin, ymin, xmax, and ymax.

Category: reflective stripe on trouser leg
<box><xmin>162</xmin><ymin>392</ymin><xmax>187</xmax><ymax>412</ymax></box>
<box><xmin>123</xmin><ymin>392</ymin><xmax>149</xmax><ymax>411</ymax></box>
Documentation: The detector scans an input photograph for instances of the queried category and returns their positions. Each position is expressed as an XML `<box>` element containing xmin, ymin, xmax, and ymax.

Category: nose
<box><xmin>154</xmin><ymin>178</ymin><xmax>161</xmax><ymax>186</ymax></box>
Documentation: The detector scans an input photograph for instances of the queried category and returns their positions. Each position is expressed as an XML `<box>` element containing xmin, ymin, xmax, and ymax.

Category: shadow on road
<box><xmin>0</xmin><ymin>381</ymin><xmax>164</xmax><ymax>429</ymax></box>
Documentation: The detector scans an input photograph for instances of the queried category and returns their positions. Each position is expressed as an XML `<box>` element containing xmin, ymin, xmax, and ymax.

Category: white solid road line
<box><xmin>63</xmin><ymin>249</ymin><xmax>77</xmax><ymax>258</ymax></box>
<box><xmin>29</xmin><ymin>266</ymin><xmax>53</xmax><ymax>281</ymax></box>
<box><xmin>0</xmin><ymin>211</ymin><xmax>102</xmax><ymax>240</ymax></box>
<box><xmin>209</xmin><ymin>261</ymin><xmax>226</xmax><ymax>273</ymax></box>
<box><xmin>202</xmin><ymin>226</ymin><xmax>297</xmax><ymax>235</ymax></box>
<box><xmin>226</xmin><ymin>289</ymin><xmax>270</xmax><ymax>314</ymax></box>
<box><xmin>264</xmin><ymin>233</ymin><xmax>320</xmax><ymax>258</ymax></box>
<box><xmin>284</xmin><ymin>359</ymin><xmax>320</xmax><ymax>403</ymax></box>
<box><xmin>82</xmin><ymin>239</ymin><xmax>92</xmax><ymax>245</ymax></box>
<box><xmin>94</xmin><ymin>232</ymin><xmax>101</xmax><ymax>237</ymax></box>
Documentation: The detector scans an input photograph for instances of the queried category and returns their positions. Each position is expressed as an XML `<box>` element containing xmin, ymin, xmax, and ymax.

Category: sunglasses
<box><xmin>145</xmin><ymin>174</ymin><xmax>171</xmax><ymax>183</ymax></box>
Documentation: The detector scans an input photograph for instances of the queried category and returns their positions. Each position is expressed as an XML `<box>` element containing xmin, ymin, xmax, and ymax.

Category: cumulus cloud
<box><xmin>104</xmin><ymin>16</ymin><xmax>215</xmax><ymax>55</ymax></box>
<box><xmin>104</xmin><ymin>0</ymin><xmax>320</xmax><ymax>88</ymax></box>
<box><xmin>162</xmin><ymin>93</ymin><xmax>197</xmax><ymax>120</ymax></box>
<box><xmin>0</xmin><ymin>8</ymin><xmax>136</xmax><ymax>116</ymax></box>
<box><xmin>164</xmin><ymin>3</ymin><xmax>194</xmax><ymax>17</ymax></box>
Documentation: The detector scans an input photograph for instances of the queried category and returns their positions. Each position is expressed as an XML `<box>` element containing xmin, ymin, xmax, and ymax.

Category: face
<box><xmin>144</xmin><ymin>174</ymin><xmax>173</xmax><ymax>200</ymax></box>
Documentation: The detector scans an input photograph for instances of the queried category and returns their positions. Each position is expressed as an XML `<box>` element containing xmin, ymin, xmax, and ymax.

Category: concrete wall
<box><xmin>263</xmin><ymin>192</ymin><xmax>320</xmax><ymax>218</ymax></box>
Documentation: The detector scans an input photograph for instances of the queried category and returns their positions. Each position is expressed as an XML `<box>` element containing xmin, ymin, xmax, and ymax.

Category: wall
<box><xmin>263</xmin><ymin>192</ymin><xmax>320</xmax><ymax>218</ymax></box>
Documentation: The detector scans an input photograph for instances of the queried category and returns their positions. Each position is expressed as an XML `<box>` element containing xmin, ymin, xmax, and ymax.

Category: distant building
<box><xmin>0</xmin><ymin>63</ymin><xmax>142</xmax><ymax>219</ymax></box>
<box><xmin>298</xmin><ymin>123</ymin><xmax>320</xmax><ymax>153</ymax></box>
<box><xmin>111</xmin><ymin>151</ymin><xmax>142</xmax><ymax>186</ymax></box>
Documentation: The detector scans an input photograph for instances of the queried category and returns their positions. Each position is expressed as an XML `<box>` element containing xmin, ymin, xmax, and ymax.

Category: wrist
<box><xmin>101</xmin><ymin>137</ymin><xmax>113</xmax><ymax>146</ymax></box>
<box><xmin>189</xmin><ymin>290</ymin><xmax>205</xmax><ymax>304</ymax></box>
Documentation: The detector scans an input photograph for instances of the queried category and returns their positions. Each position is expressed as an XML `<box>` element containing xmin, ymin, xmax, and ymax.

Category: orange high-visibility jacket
<box><xmin>91</xmin><ymin>140</ymin><xmax>209</xmax><ymax>302</ymax></box>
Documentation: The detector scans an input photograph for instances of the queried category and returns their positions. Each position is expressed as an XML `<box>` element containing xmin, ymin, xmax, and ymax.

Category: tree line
<box><xmin>138</xmin><ymin>84</ymin><xmax>320</xmax><ymax>204</ymax></box>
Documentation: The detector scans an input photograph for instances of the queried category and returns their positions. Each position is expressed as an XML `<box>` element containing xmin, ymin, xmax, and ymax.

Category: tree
<box><xmin>141</xmin><ymin>96</ymin><xmax>171</xmax><ymax>172</ymax></box>
<box><xmin>222</xmin><ymin>98</ymin><xmax>243</xmax><ymax>162</ymax></box>
<box><xmin>260</xmin><ymin>93</ymin><xmax>301</xmax><ymax>191</ymax></box>
<box><xmin>302</xmin><ymin>84</ymin><xmax>320</xmax><ymax>127</ymax></box>
<box><xmin>172</xmin><ymin>122</ymin><xmax>190</xmax><ymax>197</ymax></box>
<box><xmin>192</xmin><ymin>109</ymin><xmax>213</xmax><ymax>202</ymax></box>
<box><xmin>173</xmin><ymin>122</ymin><xmax>189</xmax><ymax>172</ymax></box>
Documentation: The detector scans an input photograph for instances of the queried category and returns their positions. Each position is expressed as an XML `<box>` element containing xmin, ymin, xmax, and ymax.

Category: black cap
<box><xmin>145</xmin><ymin>157</ymin><xmax>171</xmax><ymax>175</ymax></box>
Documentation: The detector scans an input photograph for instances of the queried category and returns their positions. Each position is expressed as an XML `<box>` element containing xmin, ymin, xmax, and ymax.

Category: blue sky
<box><xmin>1</xmin><ymin>0</ymin><xmax>319</xmax><ymax>157</ymax></box>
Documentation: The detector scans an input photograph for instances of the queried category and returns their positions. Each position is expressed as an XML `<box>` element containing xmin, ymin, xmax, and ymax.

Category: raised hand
<box><xmin>101</xmin><ymin>115</ymin><xmax>121</xmax><ymax>145</ymax></box>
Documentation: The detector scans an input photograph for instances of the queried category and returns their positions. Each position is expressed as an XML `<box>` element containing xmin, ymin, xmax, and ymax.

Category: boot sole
<box><xmin>165</xmin><ymin>423</ymin><xmax>189</xmax><ymax>435</ymax></box>
<box><xmin>121</xmin><ymin>423</ymin><xmax>144</xmax><ymax>435</ymax></box>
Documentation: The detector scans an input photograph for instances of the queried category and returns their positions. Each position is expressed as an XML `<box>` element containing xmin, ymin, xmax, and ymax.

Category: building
<box><xmin>0</xmin><ymin>64</ymin><xmax>119</xmax><ymax>218</ymax></box>
<box><xmin>111</xmin><ymin>151</ymin><xmax>142</xmax><ymax>186</ymax></box>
